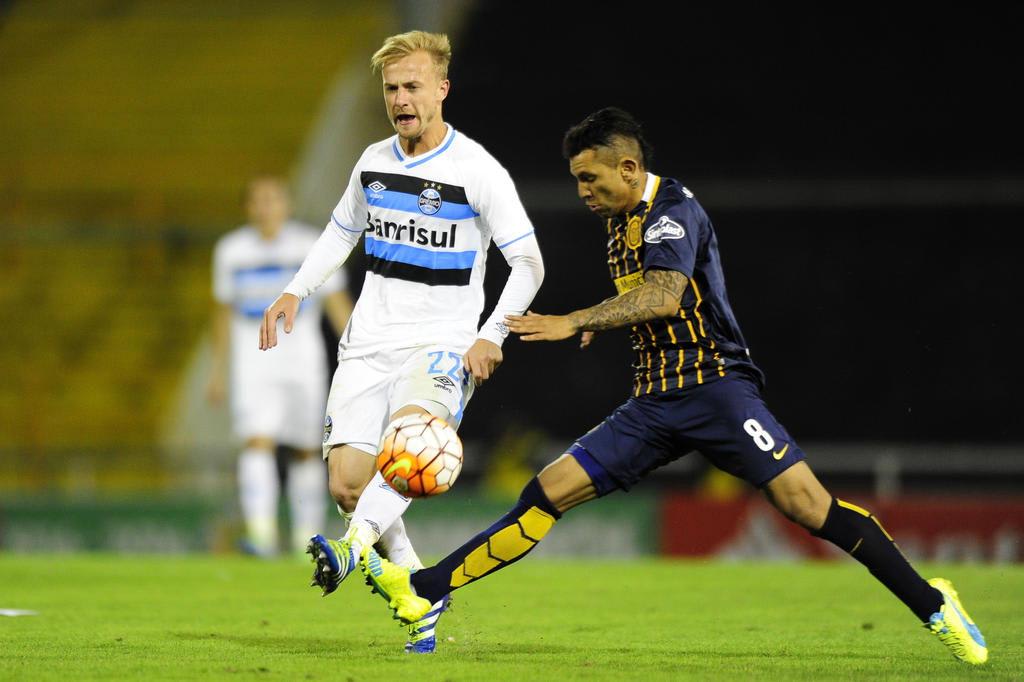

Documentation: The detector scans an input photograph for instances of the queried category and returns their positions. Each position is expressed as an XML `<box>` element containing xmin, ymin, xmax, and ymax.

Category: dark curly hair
<box><xmin>562</xmin><ymin>107</ymin><xmax>654</xmax><ymax>169</ymax></box>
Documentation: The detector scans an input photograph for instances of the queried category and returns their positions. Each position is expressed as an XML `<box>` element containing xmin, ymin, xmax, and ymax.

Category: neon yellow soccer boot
<box><xmin>360</xmin><ymin>546</ymin><xmax>432</xmax><ymax>624</ymax></box>
<box><xmin>925</xmin><ymin>577</ymin><xmax>988</xmax><ymax>664</ymax></box>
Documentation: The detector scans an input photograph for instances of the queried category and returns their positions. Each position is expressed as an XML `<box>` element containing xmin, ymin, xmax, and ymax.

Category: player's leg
<box><xmin>280</xmin><ymin>379</ymin><xmax>330</xmax><ymax>556</ymax></box>
<box><xmin>349</xmin><ymin>346</ymin><xmax>478</xmax><ymax>651</ymax></box>
<box><xmin>764</xmin><ymin>462</ymin><xmax>987</xmax><ymax>663</ymax></box>
<box><xmin>361</xmin><ymin>451</ymin><xmax>592</xmax><ymax>623</ymax></box>
<box><xmin>346</xmin><ymin>346</ymin><xmax>476</xmax><ymax>559</ymax></box>
<box><xmin>307</xmin><ymin>353</ymin><xmax>391</xmax><ymax>594</ymax></box>
<box><xmin>285</xmin><ymin>448</ymin><xmax>327</xmax><ymax>556</ymax></box>
<box><xmin>307</xmin><ymin>443</ymin><xmax>377</xmax><ymax>594</ymax></box>
<box><xmin>231</xmin><ymin>373</ymin><xmax>290</xmax><ymax>557</ymax></box>
<box><xmin>407</xmin><ymin>451</ymin><xmax>596</xmax><ymax>598</ymax></box>
<box><xmin>692</xmin><ymin>373</ymin><xmax>986</xmax><ymax>663</ymax></box>
<box><xmin>362</xmin><ymin>396</ymin><xmax>656</xmax><ymax>624</ymax></box>
<box><xmin>237</xmin><ymin>435</ymin><xmax>281</xmax><ymax>556</ymax></box>
<box><xmin>342</xmin><ymin>404</ymin><xmax>423</xmax><ymax>558</ymax></box>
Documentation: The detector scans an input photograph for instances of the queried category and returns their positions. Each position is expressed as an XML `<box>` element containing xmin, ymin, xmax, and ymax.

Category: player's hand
<box><xmin>464</xmin><ymin>338</ymin><xmax>503</xmax><ymax>386</ymax></box>
<box><xmin>580</xmin><ymin>331</ymin><xmax>596</xmax><ymax>349</ymax></box>
<box><xmin>506</xmin><ymin>311</ymin><xmax>577</xmax><ymax>342</ymax></box>
<box><xmin>205</xmin><ymin>374</ymin><xmax>226</xmax><ymax>405</ymax></box>
<box><xmin>259</xmin><ymin>293</ymin><xmax>300</xmax><ymax>350</ymax></box>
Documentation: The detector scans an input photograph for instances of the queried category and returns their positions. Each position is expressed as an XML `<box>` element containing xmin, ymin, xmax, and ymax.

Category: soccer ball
<box><xmin>377</xmin><ymin>413</ymin><xmax>463</xmax><ymax>497</ymax></box>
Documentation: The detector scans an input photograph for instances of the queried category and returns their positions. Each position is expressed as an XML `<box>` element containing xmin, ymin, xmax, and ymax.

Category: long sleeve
<box><xmin>477</xmin><ymin>234</ymin><xmax>544</xmax><ymax>346</ymax></box>
<box><xmin>283</xmin><ymin>222</ymin><xmax>361</xmax><ymax>300</ymax></box>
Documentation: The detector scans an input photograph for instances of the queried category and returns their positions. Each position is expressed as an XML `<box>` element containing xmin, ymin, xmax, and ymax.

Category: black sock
<box><xmin>813</xmin><ymin>498</ymin><xmax>942</xmax><ymax>621</ymax></box>
<box><xmin>411</xmin><ymin>477</ymin><xmax>561</xmax><ymax>604</ymax></box>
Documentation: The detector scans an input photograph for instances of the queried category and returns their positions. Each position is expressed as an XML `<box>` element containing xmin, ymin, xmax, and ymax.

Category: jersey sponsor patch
<box><xmin>614</xmin><ymin>271</ymin><xmax>646</xmax><ymax>294</ymax></box>
<box><xmin>644</xmin><ymin>215</ymin><xmax>685</xmax><ymax>244</ymax></box>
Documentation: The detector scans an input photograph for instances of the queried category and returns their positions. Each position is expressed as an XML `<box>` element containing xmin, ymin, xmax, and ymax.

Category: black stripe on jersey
<box><xmin>366</xmin><ymin>253</ymin><xmax>471</xmax><ymax>286</ymax></box>
<box><xmin>361</xmin><ymin>171</ymin><xmax>469</xmax><ymax>204</ymax></box>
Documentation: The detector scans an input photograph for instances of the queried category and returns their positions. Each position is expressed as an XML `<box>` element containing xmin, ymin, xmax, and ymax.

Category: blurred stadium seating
<box><xmin>0</xmin><ymin>0</ymin><xmax>393</xmax><ymax>492</ymax></box>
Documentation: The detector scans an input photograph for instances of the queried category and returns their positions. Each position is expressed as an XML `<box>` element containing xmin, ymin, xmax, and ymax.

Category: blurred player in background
<box><xmin>359</xmin><ymin>108</ymin><xmax>989</xmax><ymax>665</ymax></box>
<box><xmin>208</xmin><ymin>176</ymin><xmax>353</xmax><ymax>557</ymax></box>
<box><xmin>259</xmin><ymin>31</ymin><xmax>544</xmax><ymax>652</ymax></box>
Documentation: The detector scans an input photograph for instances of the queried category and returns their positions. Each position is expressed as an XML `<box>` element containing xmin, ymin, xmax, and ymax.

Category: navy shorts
<box><xmin>572</xmin><ymin>372</ymin><xmax>805</xmax><ymax>495</ymax></box>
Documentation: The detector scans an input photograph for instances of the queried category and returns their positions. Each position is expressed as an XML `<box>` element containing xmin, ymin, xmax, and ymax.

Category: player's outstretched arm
<box><xmin>506</xmin><ymin>269</ymin><xmax>688</xmax><ymax>342</ymax></box>
<box><xmin>259</xmin><ymin>293</ymin><xmax>300</xmax><ymax>350</ymax></box>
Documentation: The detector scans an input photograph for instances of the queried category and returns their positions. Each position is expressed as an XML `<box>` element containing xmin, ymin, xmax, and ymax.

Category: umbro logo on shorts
<box><xmin>433</xmin><ymin>375</ymin><xmax>456</xmax><ymax>393</ymax></box>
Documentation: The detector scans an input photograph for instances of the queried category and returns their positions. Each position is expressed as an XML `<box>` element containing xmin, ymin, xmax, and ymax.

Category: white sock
<box><xmin>286</xmin><ymin>457</ymin><xmax>328</xmax><ymax>553</ymax></box>
<box><xmin>377</xmin><ymin>516</ymin><xmax>423</xmax><ymax>569</ymax></box>
<box><xmin>346</xmin><ymin>470</ymin><xmax>411</xmax><ymax>557</ymax></box>
<box><xmin>238</xmin><ymin>447</ymin><xmax>279</xmax><ymax>555</ymax></box>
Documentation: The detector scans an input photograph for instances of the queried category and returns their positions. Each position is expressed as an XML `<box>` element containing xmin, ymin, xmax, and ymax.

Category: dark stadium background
<box><xmin>334</xmin><ymin>5</ymin><xmax>1024</xmax><ymax>446</ymax></box>
<box><xmin>2</xmin><ymin>1</ymin><xmax>1022</xmax><ymax>558</ymax></box>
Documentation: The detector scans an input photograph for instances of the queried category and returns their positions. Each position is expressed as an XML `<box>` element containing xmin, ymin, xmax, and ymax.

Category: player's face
<box><xmin>569</xmin><ymin>149</ymin><xmax>636</xmax><ymax>218</ymax></box>
<box><xmin>382</xmin><ymin>51</ymin><xmax>450</xmax><ymax>141</ymax></box>
<box><xmin>246</xmin><ymin>180</ymin><xmax>290</xmax><ymax>227</ymax></box>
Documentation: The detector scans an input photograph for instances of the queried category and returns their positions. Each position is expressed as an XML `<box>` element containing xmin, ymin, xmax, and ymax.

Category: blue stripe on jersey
<box><xmin>363</xmin><ymin>188</ymin><xmax>479</xmax><ymax>220</ymax></box>
<box><xmin>233</xmin><ymin>264</ymin><xmax>301</xmax><ymax>288</ymax></box>
<box><xmin>365</xmin><ymin>236</ymin><xmax>477</xmax><ymax>270</ymax></box>
<box><xmin>234</xmin><ymin>264</ymin><xmax>294</xmax><ymax>279</ymax></box>
<box><xmin>496</xmin><ymin>230</ymin><xmax>535</xmax><ymax>249</ymax></box>
<box><xmin>236</xmin><ymin>301</ymin><xmax>272</xmax><ymax>318</ymax></box>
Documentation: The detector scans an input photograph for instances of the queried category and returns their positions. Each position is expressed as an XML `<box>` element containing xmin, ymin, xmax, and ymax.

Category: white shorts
<box><xmin>231</xmin><ymin>375</ymin><xmax>327</xmax><ymax>451</ymax></box>
<box><xmin>322</xmin><ymin>345</ymin><xmax>475</xmax><ymax>459</ymax></box>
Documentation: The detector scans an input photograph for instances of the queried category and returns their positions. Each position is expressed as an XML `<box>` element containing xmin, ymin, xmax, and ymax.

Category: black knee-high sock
<box><xmin>813</xmin><ymin>498</ymin><xmax>942</xmax><ymax>621</ymax></box>
<box><xmin>411</xmin><ymin>477</ymin><xmax>561</xmax><ymax>604</ymax></box>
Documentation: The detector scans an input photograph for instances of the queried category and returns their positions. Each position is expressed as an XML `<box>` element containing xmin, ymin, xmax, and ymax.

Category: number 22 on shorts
<box><xmin>426</xmin><ymin>350</ymin><xmax>463</xmax><ymax>382</ymax></box>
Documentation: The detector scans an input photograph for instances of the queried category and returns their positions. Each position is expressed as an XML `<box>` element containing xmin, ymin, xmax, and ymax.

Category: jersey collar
<box><xmin>391</xmin><ymin>123</ymin><xmax>456</xmax><ymax>169</ymax></box>
<box><xmin>624</xmin><ymin>172</ymin><xmax>660</xmax><ymax>219</ymax></box>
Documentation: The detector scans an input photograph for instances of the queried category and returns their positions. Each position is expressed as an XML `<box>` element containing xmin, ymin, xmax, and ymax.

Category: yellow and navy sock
<box><xmin>410</xmin><ymin>477</ymin><xmax>561</xmax><ymax>604</ymax></box>
<box><xmin>812</xmin><ymin>497</ymin><xmax>942</xmax><ymax>621</ymax></box>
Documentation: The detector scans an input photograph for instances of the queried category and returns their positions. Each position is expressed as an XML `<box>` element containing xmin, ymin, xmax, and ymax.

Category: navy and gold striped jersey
<box><xmin>606</xmin><ymin>174</ymin><xmax>762</xmax><ymax>396</ymax></box>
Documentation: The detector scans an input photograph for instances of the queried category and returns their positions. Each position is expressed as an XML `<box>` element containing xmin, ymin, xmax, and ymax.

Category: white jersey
<box><xmin>285</xmin><ymin>124</ymin><xmax>543</xmax><ymax>359</ymax></box>
<box><xmin>213</xmin><ymin>221</ymin><xmax>345</xmax><ymax>380</ymax></box>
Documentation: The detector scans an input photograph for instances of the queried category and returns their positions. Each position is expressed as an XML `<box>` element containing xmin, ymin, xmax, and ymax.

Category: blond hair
<box><xmin>370</xmin><ymin>30</ymin><xmax>451</xmax><ymax>79</ymax></box>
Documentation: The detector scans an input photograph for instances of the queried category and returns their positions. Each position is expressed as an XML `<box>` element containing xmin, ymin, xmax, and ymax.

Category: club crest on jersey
<box><xmin>626</xmin><ymin>216</ymin><xmax>643</xmax><ymax>249</ymax></box>
<box><xmin>418</xmin><ymin>187</ymin><xmax>442</xmax><ymax>215</ymax></box>
<box><xmin>323</xmin><ymin>416</ymin><xmax>333</xmax><ymax>443</ymax></box>
<box><xmin>644</xmin><ymin>215</ymin><xmax>685</xmax><ymax>244</ymax></box>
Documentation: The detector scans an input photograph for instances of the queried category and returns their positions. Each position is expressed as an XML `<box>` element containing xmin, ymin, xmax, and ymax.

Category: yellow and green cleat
<box><xmin>925</xmin><ymin>577</ymin><xmax>988</xmax><ymax>664</ymax></box>
<box><xmin>359</xmin><ymin>546</ymin><xmax>432</xmax><ymax>625</ymax></box>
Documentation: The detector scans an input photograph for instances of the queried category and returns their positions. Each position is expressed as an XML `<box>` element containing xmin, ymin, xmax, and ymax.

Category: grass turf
<box><xmin>1</xmin><ymin>555</ymin><xmax>1021</xmax><ymax>680</ymax></box>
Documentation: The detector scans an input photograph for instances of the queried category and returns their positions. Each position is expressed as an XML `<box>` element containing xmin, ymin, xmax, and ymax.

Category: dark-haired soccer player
<box><xmin>359</xmin><ymin>107</ymin><xmax>988</xmax><ymax>664</ymax></box>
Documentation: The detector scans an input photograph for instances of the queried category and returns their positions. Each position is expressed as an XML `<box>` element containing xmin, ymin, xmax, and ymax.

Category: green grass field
<box><xmin>1</xmin><ymin>555</ymin><xmax>1021</xmax><ymax>680</ymax></box>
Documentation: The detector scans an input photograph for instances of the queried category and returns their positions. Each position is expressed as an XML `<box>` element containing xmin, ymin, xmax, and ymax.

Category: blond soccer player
<box><xmin>259</xmin><ymin>32</ymin><xmax>545</xmax><ymax>653</ymax></box>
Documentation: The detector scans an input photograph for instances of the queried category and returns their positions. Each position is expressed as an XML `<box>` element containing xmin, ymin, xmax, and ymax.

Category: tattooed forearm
<box><xmin>569</xmin><ymin>270</ymin><xmax>688</xmax><ymax>332</ymax></box>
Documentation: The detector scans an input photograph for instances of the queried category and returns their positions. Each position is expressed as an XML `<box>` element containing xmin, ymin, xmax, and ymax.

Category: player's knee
<box><xmin>774</xmin><ymin>488</ymin><xmax>830</xmax><ymax>530</ymax></box>
<box><xmin>328</xmin><ymin>476</ymin><xmax>364</xmax><ymax>512</ymax></box>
